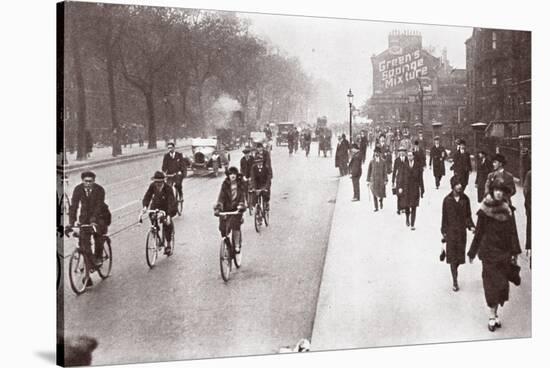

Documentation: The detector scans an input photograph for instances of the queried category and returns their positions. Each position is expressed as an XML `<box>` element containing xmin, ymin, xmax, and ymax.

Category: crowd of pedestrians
<box><xmin>335</xmin><ymin>126</ymin><xmax>530</xmax><ymax>333</ymax></box>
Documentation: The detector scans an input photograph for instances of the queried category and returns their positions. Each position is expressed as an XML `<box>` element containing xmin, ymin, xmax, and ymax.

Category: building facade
<box><xmin>465</xmin><ymin>28</ymin><xmax>531</xmax><ymax>178</ymax></box>
<box><xmin>367</xmin><ymin>30</ymin><xmax>467</xmax><ymax>145</ymax></box>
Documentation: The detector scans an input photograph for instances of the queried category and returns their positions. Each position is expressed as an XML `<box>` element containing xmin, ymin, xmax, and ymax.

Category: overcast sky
<box><xmin>242</xmin><ymin>12</ymin><xmax>473</xmax><ymax>110</ymax></box>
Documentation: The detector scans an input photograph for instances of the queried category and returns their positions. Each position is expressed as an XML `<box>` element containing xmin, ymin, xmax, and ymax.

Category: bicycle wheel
<box><xmin>145</xmin><ymin>230</ymin><xmax>159</xmax><ymax>268</ymax></box>
<box><xmin>232</xmin><ymin>230</ymin><xmax>242</xmax><ymax>269</ymax></box>
<box><xmin>254</xmin><ymin>205</ymin><xmax>262</xmax><ymax>233</ymax></box>
<box><xmin>219</xmin><ymin>238</ymin><xmax>231</xmax><ymax>282</ymax></box>
<box><xmin>97</xmin><ymin>237</ymin><xmax>112</xmax><ymax>279</ymax></box>
<box><xmin>68</xmin><ymin>249</ymin><xmax>88</xmax><ymax>295</ymax></box>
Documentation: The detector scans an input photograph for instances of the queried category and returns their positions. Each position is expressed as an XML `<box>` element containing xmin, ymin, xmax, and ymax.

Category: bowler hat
<box><xmin>398</xmin><ymin>146</ymin><xmax>407</xmax><ymax>152</ymax></box>
<box><xmin>167</xmin><ymin>142</ymin><xmax>175</xmax><ymax>147</ymax></box>
<box><xmin>351</xmin><ymin>143</ymin><xmax>359</xmax><ymax>150</ymax></box>
<box><xmin>242</xmin><ymin>147</ymin><xmax>251</xmax><ymax>154</ymax></box>
<box><xmin>151</xmin><ymin>171</ymin><xmax>165</xmax><ymax>181</ymax></box>
<box><xmin>493</xmin><ymin>153</ymin><xmax>507</xmax><ymax>165</ymax></box>
<box><xmin>374</xmin><ymin>146</ymin><xmax>382</xmax><ymax>154</ymax></box>
<box><xmin>256</xmin><ymin>142</ymin><xmax>264</xmax><ymax>148</ymax></box>
<box><xmin>434</xmin><ymin>136</ymin><xmax>440</xmax><ymax>141</ymax></box>
<box><xmin>81</xmin><ymin>171</ymin><xmax>96</xmax><ymax>180</ymax></box>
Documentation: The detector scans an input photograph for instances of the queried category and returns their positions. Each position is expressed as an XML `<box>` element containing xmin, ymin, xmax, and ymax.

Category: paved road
<box><xmin>60</xmin><ymin>143</ymin><xmax>339</xmax><ymax>365</ymax></box>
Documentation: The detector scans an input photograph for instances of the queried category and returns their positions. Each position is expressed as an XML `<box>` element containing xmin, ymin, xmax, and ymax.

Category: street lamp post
<box><xmin>347</xmin><ymin>89</ymin><xmax>354</xmax><ymax>143</ymax></box>
<box><xmin>416</xmin><ymin>78</ymin><xmax>424</xmax><ymax>126</ymax></box>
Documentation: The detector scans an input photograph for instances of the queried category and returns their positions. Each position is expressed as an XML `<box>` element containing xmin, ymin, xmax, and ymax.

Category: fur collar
<box><xmin>479</xmin><ymin>195</ymin><xmax>512</xmax><ymax>221</ymax></box>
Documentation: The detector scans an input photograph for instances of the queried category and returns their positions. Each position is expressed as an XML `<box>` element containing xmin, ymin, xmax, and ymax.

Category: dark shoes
<box><xmin>406</xmin><ymin>218</ymin><xmax>410</xmax><ymax>227</ymax></box>
<box><xmin>452</xmin><ymin>283</ymin><xmax>459</xmax><ymax>292</ymax></box>
<box><xmin>374</xmin><ymin>208</ymin><xmax>379</xmax><ymax>212</ymax></box>
<box><xmin>488</xmin><ymin>318</ymin><xmax>496</xmax><ymax>332</ymax></box>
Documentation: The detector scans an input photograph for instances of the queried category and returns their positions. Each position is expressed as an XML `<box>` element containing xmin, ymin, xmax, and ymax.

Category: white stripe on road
<box><xmin>112</xmin><ymin>199</ymin><xmax>140</xmax><ymax>213</ymax></box>
<box><xmin>104</xmin><ymin>174</ymin><xmax>148</xmax><ymax>189</ymax></box>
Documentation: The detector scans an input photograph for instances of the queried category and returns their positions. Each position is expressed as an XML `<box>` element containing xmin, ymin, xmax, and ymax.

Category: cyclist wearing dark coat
<box><xmin>250</xmin><ymin>158</ymin><xmax>272</xmax><ymax>211</ymax></box>
<box><xmin>142</xmin><ymin>171</ymin><xmax>178</xmax><ymax>248</ymax></box>
<box><xmin>162</xmin><ymin>143</ymin><xmax>187</xmax><ymax>199</ymax></box>
<box><xmin>215</xmin><ymin>167</ymin><xmax>246</xmax><ymax>236</ymax></box>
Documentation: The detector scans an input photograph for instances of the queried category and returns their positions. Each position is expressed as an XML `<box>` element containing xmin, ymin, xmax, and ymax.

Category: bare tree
<box><xmin>118</xmin><ymin>6</ymin><xmax>178</xmax><ymax>148</ymax></box>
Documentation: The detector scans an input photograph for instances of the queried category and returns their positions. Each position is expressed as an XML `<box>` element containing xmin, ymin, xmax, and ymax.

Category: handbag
<box><xmin>507</xmin><ymin>263</ymin><xmax>521</xmax><ymax>286</ymax></box>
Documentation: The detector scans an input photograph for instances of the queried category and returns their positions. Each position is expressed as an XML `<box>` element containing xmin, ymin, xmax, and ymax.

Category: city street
<box><xmin>60</xmin><ymin>143</ymin><xmax>339</xmax><ymax>365</ymax></box>
<box><xmin>311</xmin><ymin>146</ymin><xmax>531</xmax><ymax>350</ymax></box>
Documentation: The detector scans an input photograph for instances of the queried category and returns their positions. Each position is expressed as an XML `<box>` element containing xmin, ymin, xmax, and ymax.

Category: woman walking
<box><xmin>367</xmin><ymin>146</ymin><xmax>388</xmax><ymax>211</ymax></box>
<box><xmin>441</xmin><ymin>176</ymin><xmax>475</xmax><ymax>292</ymax></box>
<box><xmin>467</xmin><ymin>181</ymin><xmax>522</xmax><ymax>332</ymax></box>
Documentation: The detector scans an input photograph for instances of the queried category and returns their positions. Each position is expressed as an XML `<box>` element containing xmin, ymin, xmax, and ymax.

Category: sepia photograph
<box><xmin>51</xmin><ymin>0</ymin><xmax>534</xmax><ymax>366</ymax></box>
<box><xmin>55</xmin><ymin>0</ymin><xmax>533</xmax><ymax>366</ymax></box>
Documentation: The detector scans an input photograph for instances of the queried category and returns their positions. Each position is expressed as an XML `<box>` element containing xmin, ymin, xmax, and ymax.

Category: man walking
<box><xmin>392</xmin><ymin>146</ymin><xmax>407</xmax><ymax>214</ymax></box>
<box><xmin>450</xmin><ymin>140</ymin><xmax>472</xmax><ymax>191</ymax></box>
<box><xmin>429</xmin><ymin>136</ymin><xmax>447</xmax><ymax>189</ymax></box>
<box><xmin>359</xmin><ymin>130</ymin><xmax>368</xmax><ymax>164</ymax></box>
<box><xmin>367</xmin><ymin>146</ymin><xmax>388</xmax><ymax>211</ymax></box>
<box><xmin>475</xmin><ymin>150</ymin><xmax>492</xmax><ymax>203</ymax></box>
<box><xmin>335</xmin><ymin>134</ymin><xmax>350</xmax><ymax>176</ymax></box>
<box><xmin>349</xmin><ymin>144</ymin><xmax>362</xmax><ymax>201</ymax></box>
<box><xmin>395</xmin><ymin>150</ymin><xmax>424</xmax><ymax>230</ymax></box>
<box><xmin>378</xmin><ymin>134</ymin><xmax>393</xmax><ymax>175</ymax></box>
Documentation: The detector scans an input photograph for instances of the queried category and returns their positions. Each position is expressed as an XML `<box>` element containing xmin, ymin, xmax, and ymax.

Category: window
<box><xmin>492</xmin><ymin>32</ymin><xmax>497</xmax><ymax>49</ymax></box>
<box><xmin>491</xmin><ymin>67</ymin><xmax>497</xmax><ymax>85</ymax></box>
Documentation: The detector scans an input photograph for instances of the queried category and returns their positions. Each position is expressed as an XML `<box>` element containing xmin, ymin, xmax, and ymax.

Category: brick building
<box><xmin>367</xmin><ymin>30</ymin><xmax>467</xmax><ymax>146</ymax></box>
<box><xmin>465</xmin><ymin>28</ymin><xmax>531</xmax><ymax>178</ymax></box>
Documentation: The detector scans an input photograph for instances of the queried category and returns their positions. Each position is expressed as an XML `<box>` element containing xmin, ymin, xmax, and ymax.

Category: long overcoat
<box><xmin>451</xmin><ymin>151</ymin><xmax>472</xmax><ymax>186</ymax></box>
<box><xmin>396</xmin><ymin>159</ymin><xmax>423</xmax><ymax>209</ymax></box>
<box><xmin>429</xmin><ymin>145</ymin><xmax>447</xmax><ymax>178</ymax></box>
<box><xmin>367</xmin><ymin>158</ymin><xmax>387</xmax><ymax>198</ymax></box>
<box><xmin>441</xmin><ymin>192</ymin><xmax>474</xmax><ymax>264</ymax></box>
<box><xmin>335</xmin><ymin>140</ymin><xmax>349</xmax><ymax>169</ymax></box>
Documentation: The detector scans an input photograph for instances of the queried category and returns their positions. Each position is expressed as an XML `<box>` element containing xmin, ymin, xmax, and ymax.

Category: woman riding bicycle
<box><xmin>142</xmin><ymin>171</ymin><xmax>178</xmax><ymax>253</ymax></box>
<box><xmin>214</xmin><ymin>167</ymin><xmax>246</xmax><ymax>253</ymax></box>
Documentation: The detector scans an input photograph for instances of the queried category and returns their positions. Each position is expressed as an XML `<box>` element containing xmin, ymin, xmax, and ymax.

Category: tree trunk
<box><xmin>71</xmin><ymin>34</ymin><xmax>88</xmax><ymax>161</ymax></box>
<box><xmin>106</xmin><ymin>44</ymin><xmax>122</xmax><ymax>156</ymax></box>
<box><xmin>144</xmin><ymin>91</ymin><xmax>157</xmax><ymax>148</ymax></box>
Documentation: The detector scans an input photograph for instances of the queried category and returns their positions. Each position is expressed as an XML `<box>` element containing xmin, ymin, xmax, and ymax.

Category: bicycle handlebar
<box><xmin>65</xmin><ymin>224</ymin><xmax>97</xmax><ymax>237</ymax></box>
<box><xmin>218</xmin><ymin>210</ymin><xmax>241</xmax><ymax>216</ymax></box>
<box><xmin>138</xmin><ymin>209</ymin><xmax>167</xmax><ymax>223</ymax></box>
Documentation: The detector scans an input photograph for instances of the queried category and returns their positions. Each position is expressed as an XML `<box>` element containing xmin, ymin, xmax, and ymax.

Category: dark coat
<box><xmin>348</xmin><ymin>152</ymin><xmax>362</xmax><ymax>178</ymax></box>
<box><xmin>367</xmin><ymin>158</ymin><xmax>387</xmax><ymax>198</ymax></box>
<box><xmin>216</xmin><ymin>177</ymin><xmax>246</xmax><ymax>212</ymax></box>
<box><xmin>255</xmin><ymin>150</ymin><xmax>273</xmax><ymax>178</ymax></box>
<box><xmin>429</xmin><ymin>145</ymin><xmax>447</xmax><ymax>177</ymax></box>
<box><xmin>162</xmin><ymin>151</ymin><xmax>187</xmax><ymax>178</ymax></box>
<box><xmin>475</xmin><ymin>158</ymin><xmax>493</xmax><ymax>202</ymax></box>
<box><xmin>467</xmin><ymin>198</ymin><xmax>521</xmax><ymax>263</ymax></box>
<box><xmin>379</xmin><ymin>144</ymin><xmax>393</xmax><ymax>174</ymax></box>
<box><xmin>441</xmin><ymin>192</ymin><xmax>474</xmax><ymax>264</ymax></box>
<box><xmin>142</xmin><ymin>182</ymin><xmax>178</xmax><ymax>217</ymax></box>
<box><xmin>335</xmin><ymin>140</ymin><xmax>349</xmax><ymax>168</ymax></box>
<box><xmin>69</xmin><ymin>183</ymin><xmax>106</xmax><ymax>226</ymax></box>
<box><xmin>413</xmin><ymin>148</ymin><xmax>426</xmax><ymax>168</ymax></box>
<box><xmin>396</xmin><ymin>159</ymin><xmax>423</xmax><ymax>209</ymax></box>
<box><xmin>250</xmin><ymin>164</ymin><xmax>271</xmax><ymax>189</ymax></box>
<box><xmin>359</xmin><ymin>136</ymin><xmax>368</xmax><ymax>157</ymax></box>
<box><xmin>240</xmin><ymin>156</ymin><xmax>255</xmax><ymax>179</ymax></box>
<box><xmin>392</xmin><ymin>156</ymin><xmax>407</xmax><ymax>186</ymax></box>
<box><xmin>450</xmin><ymin>151</ymin><xmax>472</xmax><ymax>186</ymax></box>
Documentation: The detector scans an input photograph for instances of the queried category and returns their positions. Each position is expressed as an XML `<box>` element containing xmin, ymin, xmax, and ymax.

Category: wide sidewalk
<box><xmin>311</xmin><ymin>148</ymin><xmax>531</xmax><ymax>351</ymax></box>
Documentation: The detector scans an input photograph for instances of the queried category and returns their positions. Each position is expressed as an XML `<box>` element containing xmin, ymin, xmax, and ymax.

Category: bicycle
<box><xmin>139</xmin><ymin>209</ymin><xmax>175</xmax><ymax>268</ymax></box>
<box><xmin>165</xmin><ymin>173</ymin><xmax>184</xmax><ymax>216</ymax></box>
<box><xmin>253</xmin><ymin>189</ymin><xmax>269</xmax><ymax>233</ymax></box>
<box><xmin>66</xmin><ymin>224</ymin><xmax>112</xmax><ymax>295</ymax></box>
<box><xmin>217</xmin><ymin>210</ymin><xmax>244</xmax><ymax>282</ymax></box>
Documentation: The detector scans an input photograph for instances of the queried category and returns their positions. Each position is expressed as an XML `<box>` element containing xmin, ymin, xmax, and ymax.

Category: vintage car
<box><xmin>276</xmin><ymin>122</ymin><xmax>295</xmax><ymax>146</ymax></box>
<box><xmin>188</xmin><ymin>138</ymin><xmax>229</xmax><ymax>177</ymax></box>
<box><xmin>216</xmin><ymin>128</ymin><xmax>237</xmax><ymax>151</ymax></box>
